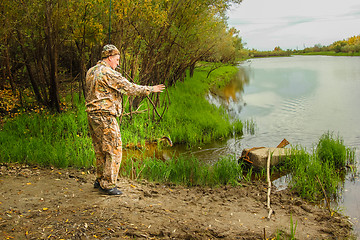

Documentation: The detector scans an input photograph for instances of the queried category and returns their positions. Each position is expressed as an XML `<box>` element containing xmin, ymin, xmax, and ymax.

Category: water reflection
<box><xmin>206</xmin><ymin>65</ymin><xmax>250</xmax><ymax>119</ymax></box>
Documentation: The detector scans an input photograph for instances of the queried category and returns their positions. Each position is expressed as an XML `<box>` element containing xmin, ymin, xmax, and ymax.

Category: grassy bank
<box><xmin>121</xmin><ymin>63</ymin><xmax>243</xmax><ymax>146</ymax></box>
<box><xmin>0</xmin><ymin>64</ymin><xmax>242</xmax><ymax>168</ymax></box>
<box><xmin>250</xmin><ymin>50</ymin><xmax>292</xmax><ymax>58</ymax></box>
<box><xmin>282</xmin><ymin>132</ymin><xmax>356</xmax><ymax>202</ymax></box>
<box><xmin>294</xmin><ymin>51</ymin><xmax>360</xmax><ymax>56</ymax></box>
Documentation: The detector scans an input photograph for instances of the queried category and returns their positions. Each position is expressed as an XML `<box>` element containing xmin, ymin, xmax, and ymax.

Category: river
<box><xmin>179</xmin><ymin>55</ymin><xmax>360</xmax><ymax>236</ymax></box>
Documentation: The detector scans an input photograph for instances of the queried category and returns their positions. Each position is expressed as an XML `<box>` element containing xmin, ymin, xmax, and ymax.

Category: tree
<box><xmin>1</xmin><ymin>0</ymin><xmax>243</xmax><ymax>113</ymax></box>
<box><xmin>110</xmin><ymin>0</ymin><xmax>243</xmax><ymax>108</ymax></box>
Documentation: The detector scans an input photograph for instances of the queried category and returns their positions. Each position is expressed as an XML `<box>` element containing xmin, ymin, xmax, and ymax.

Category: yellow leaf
<box><xmin>43</xmin><ymin>208</ymin><xmax>48</xmax><ymax>211</ymax></box>
<box><xmin>26</xmin><ymin>183</ymin><xmax>32</xmax><ymax>185</ymax></box>
<box><xmin>130</xmin><ymin>184</ymin><xmax>136</xmax><ymax>188</ymax></box>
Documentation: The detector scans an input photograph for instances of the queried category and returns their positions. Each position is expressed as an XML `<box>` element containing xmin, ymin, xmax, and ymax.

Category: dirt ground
<box><xmin>0</xmin><ymin>163</ymin><xmax>355</xmax><ymax>240</ymax></box>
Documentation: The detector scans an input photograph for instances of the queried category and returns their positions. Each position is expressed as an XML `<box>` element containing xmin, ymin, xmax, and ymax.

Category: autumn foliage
<box><xmin>331</xmin><ymin>35</ymin><xmax>360</xmax><ymax>53</ymax></box>
<box><xmin>0</xmin><ymin>0</ymin><xmax>244</xmax><ymax>113</ymax></box>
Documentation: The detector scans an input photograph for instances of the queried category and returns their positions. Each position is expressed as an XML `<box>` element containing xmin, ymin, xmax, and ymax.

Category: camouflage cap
<box><xmin>101</xmin><ymin>44</ymin><xmax>120</xmax><ymax>59</ymax></box>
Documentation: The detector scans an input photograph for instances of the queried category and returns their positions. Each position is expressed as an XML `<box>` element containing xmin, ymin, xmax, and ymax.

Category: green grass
<box><xmin>282</xmin><ymin>132</ymin><xmax>356</xmax><ymax>202</ymax></box>
<box><xmin>0</xmin><ymin>102</ymin><xmax>94</xmax><ymax>168</ymax></box>
<box><xmin>273</xmin><ymin>214</ymin><xmax>298</xmax><ymax>240</ymax></box>
<box><xmin>162</xmin><ymin>69</ymin><xmax>243</xmax><ymax>144</ymax></box>
<box><xmin>289</xmin><ymin>214</ymin><xmax>298</xmax><ymax>240</ymax></box>
<box><xmin>121</xmin><ymin>155</ymin><xmax>243</xmax><ymax>187</ymax></box>
<box><xmin>316</xmin><ymin>131</ymin><xmax>350</xmax><ymax>168</ymax></box>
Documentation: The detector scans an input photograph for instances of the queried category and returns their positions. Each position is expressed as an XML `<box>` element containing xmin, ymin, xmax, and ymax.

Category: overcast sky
<box><xmin>227</xmin><ymin>0</ymin><xmax>360</xmax><ymax>51</ymax></box>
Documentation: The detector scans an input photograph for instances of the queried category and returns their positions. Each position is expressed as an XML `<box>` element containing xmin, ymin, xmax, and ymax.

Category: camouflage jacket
<box><xmin>85</xmin><ymin>60</ymin><xmax>152</xmax><ymax>117</ymax></box>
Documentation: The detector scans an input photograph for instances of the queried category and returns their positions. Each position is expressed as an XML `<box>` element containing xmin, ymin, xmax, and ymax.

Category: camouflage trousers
<box><xmin>87</xmin><ymin>113</ymin><xmax>122</xmax><ymax>189</ymax></box>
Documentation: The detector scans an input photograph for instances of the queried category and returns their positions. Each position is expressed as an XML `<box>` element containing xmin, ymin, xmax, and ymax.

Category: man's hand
<box><xmin>152</xmin><ymin>84</ymin><xmax>165</xmax><ymax>93</ymax></box>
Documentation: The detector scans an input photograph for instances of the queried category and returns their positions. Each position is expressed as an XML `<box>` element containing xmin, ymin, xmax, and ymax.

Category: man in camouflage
<box><xmin>86</xmin><ymin>44</ymin><xmax>165</xmax><ymax>195</ymax></box>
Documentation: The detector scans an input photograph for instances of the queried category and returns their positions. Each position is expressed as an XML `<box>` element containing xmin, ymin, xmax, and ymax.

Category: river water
<box><xmin>179</xmin><ymin>55</ymin><xmax>360</xmax><ymax>235</ymax></box>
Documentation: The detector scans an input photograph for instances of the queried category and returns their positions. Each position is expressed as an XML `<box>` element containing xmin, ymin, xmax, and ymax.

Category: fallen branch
<box><xmin>146</xmin><ymin>95</ymin><xmax>162</xmax><ymax>120</ymax></box>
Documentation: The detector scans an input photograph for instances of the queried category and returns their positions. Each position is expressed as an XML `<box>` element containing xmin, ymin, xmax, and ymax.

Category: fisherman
<box><xmin>85</xmin><ymin>44</ymin><xmax>165</xmax><ymax>195</ymax></box>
